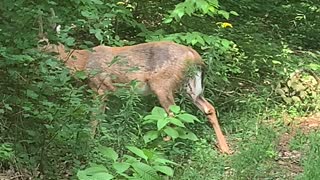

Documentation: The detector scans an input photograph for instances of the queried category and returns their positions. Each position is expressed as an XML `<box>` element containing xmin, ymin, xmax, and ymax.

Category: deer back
<box><xmin>41</xmin><ymin>41</ymin><xmax>204</xmax><ymax>95</ymax></box>
<box><xmin>85</xmin><ymin>41</ymin><xmax>204</xmax><ymax>94</ymax></box>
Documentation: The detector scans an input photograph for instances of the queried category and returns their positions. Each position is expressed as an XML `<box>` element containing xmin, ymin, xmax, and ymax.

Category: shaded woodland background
<box><xmin>1</xmin><ymin>0</ymin><xmax>320</xmax><ymax>179</ymax></box>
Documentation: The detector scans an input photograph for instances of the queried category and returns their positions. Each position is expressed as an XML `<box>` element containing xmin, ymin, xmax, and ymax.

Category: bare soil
<box><xmin>276</xmin><ymin>113</ymin><xmax>320</xmax><ymax>177</ymax></box>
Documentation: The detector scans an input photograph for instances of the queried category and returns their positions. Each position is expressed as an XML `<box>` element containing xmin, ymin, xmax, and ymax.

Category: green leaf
<box><xmin>64</xmin><ymin>37</ymin><xmax>75</xmax><ymax>46</ymax></box>
<box><xmin>144</xmin><ymin>114</ymin><xmax>163</xmax><ymax>121</ymax></box>
<box><xmin>221</xmin><ymin>39</ymin><xmax>231</xmax><ymax>48</ymax></box>
<box><xmin>169</xmin><ymin>105</ymin><xmax>180</xmax><ymax>114</ymax></box>
<box><xmin>45</xmin><ymin>59</ymin><xmax>58</xmax><ymax>67</ymax></box>
<box><xmin>168</xmin><ymin>117</ymin><xmax>185</xmax><ymax>127</ymax></box>
<box><xmin>77</xmin><ymin>171</ymin><xmax>87</xmax><ymax>180</ymax></box>
<box><xmin>230</xmin><ymin>11</ymin><xmax>239</xmax><ymax>16</ymax></box>
<box><xmin>185</xmin><ymin>4</ymin><xmax>194</xmax><ymax>16</ymax></box>
<box><xmin>183</xmin><ymin>131</ymin><xmax>199</xmax><ymax>141</ymax></box>
<box><xmin>308</xmin><ymin>63</ymin><xmax>320</xmax><ymax>70</ymax></box>
<box><xmin>143</xmin><ymin>131</ymin><xmax>159</xmax><ymax>144</ymax></box>
<box><xmin>196</xmin><ymin>35</ymin><xmax>205</xmax><ymax>46</ymax></box>
<box><xmin>163</xmin><ymin>18</ymin><xmax>173</xmax><ymax>24</ymax></box>
<box><xmin>154</xmin><ymin>158</ymin><xmax>178</xmax><ymax>166</ymax></box>
<box><xmin>191</xmin><ymin>38</ymin><xmax>198</xmax><ymax>45</ymax></box>
<box><xmin>208</xmin><ymin>6</ymin><xmax>216</xmax><ymax>13</ymax></box>
<box><xmin>177</xmin><ymin>128</ymin><xmax>199</xmax><ymax>141</ymax></box>
<box><xmin>151</xmin><ymin>106</ymin><xmax>167</xmax><ymax>118</ymax></box>
<box><xmin>98</xmin><ymin>146</ymin><xmax>118</xmax><ymax>162</ymax></box>
<box><xmin>91</xmin><ymin>172</ymin><xmax>114</xmax><ymax>180</ymax></box>
<box><xmin>95</xmin><ymin>31</ymin><xmax>103</xmax><ymax>42</ymax></box>
<box><xmin>131</xmin><ymin>162</ymin><xmax>161</xmax><ymax>180</ymax></box>
<box><xmin>209</xmin><ymin>0</ymin><xmax>219</xmax><ymax>6</ymax></box>
<box><xmin>142</xmin><ymin>149</ymin><xmax>157</xmax><ymax>160</ymax></box>
<box><xmin>126</xmin><ymin>146</ymin><xmax>148</xmax><ymax>161</ymax></box>
<box><xmin>74</xmin><ymin>71</ymin><xmax>87</xmax><ymax>80</ymax></box>
<box><xmin>157</xmin><ymin>118</ymin><xmax>169</xmax><ymax>130</ymax></box>
<box><xmin>4</xmin><ymin>104</ymin><xmax>12</xmax><ymax>111</ymax></box>
<box><xmin>81</xmin><ymin>10</ymin><xmax>91</xmax><ymax>18</ymax></box>
<box><xmin>154</xmin><ymin>166</ymin><xmax>174</xmax><ymax>177</ymax></box>
<box><xmin>218</xmin><ymin>10</ymin><xmax>230</xmax><ymax>19</ymax></box>
<box><xmin>143</xmin><ymin>114</ymin><xmax>162</xmax><ymax>124</ymax></box>
<box><xmin>77</xmin><ymin>165</ymin><xmax>113</xmax><ymax>180</ymax></box>
<box><xmin>26</xmin><ymin>90</ymin><xmax>39</xmax><ymax>99</ymax></box>
<box><xmin>177</xmin><ymin>113</ymin><xmax>200</xmax><ymax>123</ymax></box>
<box><xmin>124</xmin><ymin>155</ymin><xmax>139</xmax><ymax>164</ymax></box>
<box><xmin>185</xmin><ymin>32</ymin><xmax>194</xmax><ymax>45</ymax></box>
<box><xmin>89</xmin><ymin>28</ymin><xmax>104</xmax><ymax>42</ymax></box>
<box><xmin>164</xmin><ymin>127</ymin><xmax>179</xmax><ymax>139</ymax></box>
<box><xmin>113</xmin><ymin>162</ymin><xmax>130</xmax><ymax>173</ymax></box>
<box><xmin>91</xmin><ymin>0</ymin><xmax>103</xmax><ymax>5</ymax></box>
<box><xmin>81</xmin><ymin>10</ymin><xmax>99</xmax><ymax>20</ymax></box>
<box><xmin>196</xmin><ymin>0</ymin><xmax>209</xmax><ymax>13</ymax></box>
<box><xmin>48</xmin><ymin>1</ymin><xmax>57</xmax><ymax>5</ymax></box>
<box><xmin>272</xmin><ymin>60</ymin><xmax>282</xmax><ymax>65</ymax></box>
<box><xmin>175</xmin><ymin>8</ymin><xmax>185</xmax><ymax>19</ymax></box>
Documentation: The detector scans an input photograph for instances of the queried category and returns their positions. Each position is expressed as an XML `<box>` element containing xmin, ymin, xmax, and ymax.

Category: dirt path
<box><xmin>276</xmin><ymin>113</ymin><xmax>320</xmax><ymax>177</ymax></box>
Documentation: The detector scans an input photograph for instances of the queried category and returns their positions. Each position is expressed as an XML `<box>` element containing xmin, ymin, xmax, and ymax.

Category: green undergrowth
<box><xmin>173</xmin><ymin>93</ymin><xmax>281</xmax><ymax>179</ymax></box>
<box><xmin>298</xmin><ymin>132</ymin><xmax>320</xmax><ymax>179</ymax></box>
<box><xmin>1</xmin><ymin>0</ymin><xmax>320</xmax><ymax>179</ymax></box>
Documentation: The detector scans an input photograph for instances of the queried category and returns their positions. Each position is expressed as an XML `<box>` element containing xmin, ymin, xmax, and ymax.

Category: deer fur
<box><xmin>40</xmin><ymin>40</ymin><xmax>231</xmax><ymax>154</ymax></box>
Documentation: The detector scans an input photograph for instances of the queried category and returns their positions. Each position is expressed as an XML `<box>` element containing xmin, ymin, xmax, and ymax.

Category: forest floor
<box><xmin>276</xmin><ymin>113</ymin><xmax>320</xmax><ymax>177</ymax></box>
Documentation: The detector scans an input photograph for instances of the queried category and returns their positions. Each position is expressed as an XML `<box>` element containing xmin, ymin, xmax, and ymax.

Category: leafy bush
<box><xmin>78</xmin><ymin>145</ymin><xmax>176</xmax><ymax>179</ymax></box>
<box><xmin>1</xmin><ymin>0</ymin><xmax>320</xmax><ymax>179</ymax></box>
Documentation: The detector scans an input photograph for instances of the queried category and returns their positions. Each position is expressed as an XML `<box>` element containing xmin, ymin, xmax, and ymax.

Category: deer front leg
<box><xmin>90</xmin><ymin>102</ymin><xmax>106</xmax><ymax>138</ymax></box>
<box><xmin>89</xmin><ymin>75</ymin><xmax>115</xmax><ymax>138</ymax></box>
<box><xmin>195</xmin><ymin>96</ymin><xmax>231</xmax><ymax>154</ymax></box>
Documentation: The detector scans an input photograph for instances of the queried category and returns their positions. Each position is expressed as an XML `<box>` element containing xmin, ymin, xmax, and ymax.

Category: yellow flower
<box><xmin>221</xmin><ymin>22</ymin><xmax>233</xmax><ymax>28</ymax></box>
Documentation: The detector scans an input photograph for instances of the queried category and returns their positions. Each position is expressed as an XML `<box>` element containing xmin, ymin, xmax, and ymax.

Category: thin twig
<box><xmin>228</xmin><ymin>76</ymin><xmax>259</xmax><ymax>86</ymax></box>
<box><xmin>38</xmin><ymin>14</ymin><xmax>44</xmax><ymax>39</ymax></box>
<box><xmin>10</xmin><ymin>174</ymin><xmax>24</xmax><ymax>180</ymax></box>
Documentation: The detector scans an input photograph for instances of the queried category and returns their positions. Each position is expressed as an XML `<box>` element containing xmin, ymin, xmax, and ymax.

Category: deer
<box><xmin>38</xmin><ymin>16</ymin><xmax>231</xmax><ymax>155</ymax></box>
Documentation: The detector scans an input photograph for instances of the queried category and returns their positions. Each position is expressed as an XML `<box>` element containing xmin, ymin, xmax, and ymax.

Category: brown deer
<box><xmin>39</xmin><ymin>23</ymin><xmax>231</xmax><ymax>155</ymax></box>
<box><xmin>41</xmin><ymin>41</ymin><xmax>231</xmax><ymax>154</ymax></box>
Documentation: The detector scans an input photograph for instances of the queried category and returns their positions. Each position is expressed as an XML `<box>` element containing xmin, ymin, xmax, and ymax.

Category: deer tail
<box><xmin>185</xmin><ymin>69</ymin><xmax>205</xmax><ymax>103</ymax></box>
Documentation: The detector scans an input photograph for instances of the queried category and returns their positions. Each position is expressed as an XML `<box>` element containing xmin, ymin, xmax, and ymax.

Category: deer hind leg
<box><xmin>186</xmin><ymin>70</ymin><xmax>231</xmax><ymax>154</ymax></box>
<box><xmin>149</xmin><ymin>80</ymin><xmax>176</xmax><ymax>142</ymax></box>
<box><xmin>149</xmin><ymin>81</ymin><xmax>175</xmax><ymax>114</ymax></box>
